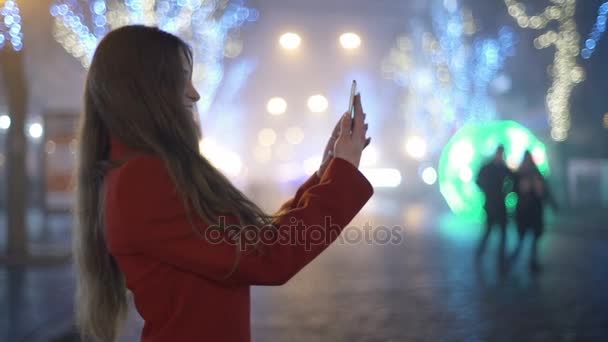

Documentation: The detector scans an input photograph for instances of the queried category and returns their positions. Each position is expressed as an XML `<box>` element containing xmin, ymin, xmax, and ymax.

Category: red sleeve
<box><xmin>106</xmin><ymin>155</ymin><xmax>373</xmax><ymax>286</ymax></box>
<box><xmin>275</xmin><ymin>172</ymin><xmax>321</xmax><ymax>213</ymax></box>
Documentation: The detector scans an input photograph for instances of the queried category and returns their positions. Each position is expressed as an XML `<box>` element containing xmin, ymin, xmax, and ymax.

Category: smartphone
<box><xmin>348</xmin><ymin>80</ymin><xmax>357</xmax><ymax>120</ymax></box>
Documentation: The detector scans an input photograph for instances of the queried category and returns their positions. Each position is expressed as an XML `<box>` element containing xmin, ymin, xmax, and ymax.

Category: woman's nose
<box><xmin>187</xmin><ymin>84</ymin><xmax>201</xmax><ymax>103</ymax></box>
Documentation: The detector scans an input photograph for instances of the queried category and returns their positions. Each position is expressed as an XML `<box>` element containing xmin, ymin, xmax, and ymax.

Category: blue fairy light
<box><xmin>582</xmin><ymin>1</ymin><xmax>608</xmax><ymax>59</ymax></box>
<box><xmin>0</xmin><ymin>0</ymin><xmax>23</xmax><ymax>51</ymax></box>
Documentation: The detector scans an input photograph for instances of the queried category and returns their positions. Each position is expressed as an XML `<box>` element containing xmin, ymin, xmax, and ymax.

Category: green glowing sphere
<box><xmin>438</xmin><ymin>121</ymin><xmax>549</xmax><ymax>222</ymax></box>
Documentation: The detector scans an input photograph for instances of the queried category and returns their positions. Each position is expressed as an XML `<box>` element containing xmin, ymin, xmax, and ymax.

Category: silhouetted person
<box><xmin>476</xmin><ymin>145</ymin><xmax>513</xmax><ymax>265</ymax></box>
<box><xmin>511</xmin><ymin>151</ymin><xmax>557</xmax><ymax>272</ymax></box>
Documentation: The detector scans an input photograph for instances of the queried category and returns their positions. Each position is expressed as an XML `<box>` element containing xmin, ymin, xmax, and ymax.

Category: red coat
<box><xmin>104</xmin><ymin>137</ymin><xmax>374</xmax><ymax>342</ymax></box>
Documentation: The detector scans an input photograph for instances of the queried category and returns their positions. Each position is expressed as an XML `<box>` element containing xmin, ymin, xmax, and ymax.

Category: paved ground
<box><xmin>1</xmin><ymin>197</ymin><xmax>607</xmax><ymax>342</ymax></box>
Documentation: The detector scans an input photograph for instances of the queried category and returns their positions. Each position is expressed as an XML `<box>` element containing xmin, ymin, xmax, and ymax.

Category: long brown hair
<box><xmin>74</xmin><ymin>25</ymin><xmax>276</xmax><ymax>341</ymax></box>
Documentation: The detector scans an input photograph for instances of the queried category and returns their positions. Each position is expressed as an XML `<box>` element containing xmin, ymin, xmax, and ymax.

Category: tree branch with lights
<box><xmin>504</xmin><ymin>0</ymin><xmax>584</xmax><ymax>141</ymax></box>
<box><xmin>50</xmin><ymin>0</ymin><xmax>256</xmax><ymax>115</ymax></box>
<box><xmin>382</xmin><ymin>1</ymin><xmax>515</xmax><ymax>154</ymax></box>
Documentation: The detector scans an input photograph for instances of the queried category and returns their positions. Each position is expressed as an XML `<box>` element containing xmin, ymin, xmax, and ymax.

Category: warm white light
<box><xmin>361</xmin><ymin>145</ymin><xmax>379</xmax><ymax>167</ymax></box>
<box><xmin>421</xmin><ymin>167</ymin><xmax>437</xmax><ymax>185</ymax></box>
<box><xmin>506</xmin><ymin>156</ymin><xmax>519</xmax><ymax>170</ymax></box>
<box><xmin>0</xmin><ymin>115</ymin><xmax>10</xmax><ymax>130</ymax></box>
<box><xmin>258</xmin><ymin>128</ymin><xmax>277</xmax><ymax>147</ymax></box>
<box><xmin>254</xmin><ymin>145</ymin><xmax>272</xmax><ymax>163</ymax></box>
<box><xmin>303</xmin><ymin>155</ymin><xmax>322</xmax><ymax>175</ymax></box>
<box><xmin>405</xmin><ymin>136</ymin><xmax>427</xmax><ymax>160</ymax></box>
<box><xmin>361</xmin><ymin>168</ymin><xmax>401</xmax><ymax>188</ymax></box>
<box><xmin>285</xmin><ymin>127</ymin><xmax>304</xmax><ymax>145</ymax></box>
<box><xmin>267</xmin><ymin>97</ymin><xmax>287</xmax><ymax>115</ymax></box>
<box><xmin>307</xmin><ymin>95</ymin><xmax>329</xmax><ymax>113</ymax></box>
<box><xmin>340</xmin><ymin>32</ymin><xmax>361</xmax><ymax>50</ymax></box>
<box><xmin>28</xmin><ymin>123</ymin><xmax>43</xmax><ymax>139</ymax></box>
<box><xmin>279</xmin><ymin>32</ymin><xmax>301</xmax><ymax>50</ymax></box>
<box><xmin>276</xmin><ymin>144</ymin><xmax>294</xmax><ymax>161</ymax></box>
<box><xmin>278</xmin><ymin>162</ymin><xmax>302</xmax><ymax>182</ymax></box>
<box><xmin>504</xmin><ymin>0</ymin><xmax>581</xmax><ymax>140</ymax></box>
<box><xmin>215</xmin><ymin>151</ymin><xmax>242</xmax><ymax>178</ymax></box>
<box><xmin>199</xmin><ymin>138</ymin><xmax>242</xmax><ymax>177</ymax></box>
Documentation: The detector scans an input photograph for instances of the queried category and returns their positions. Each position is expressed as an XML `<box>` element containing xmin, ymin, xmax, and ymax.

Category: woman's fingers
<box><xmin>331</xmin><ymin>114</ymin><xmax>342</xmax><ymax>137</ymax></box>
<box><xmin>338</xmin><ymin>112</ymin><xmax>352</xmax><ymax>138</ymax></box>
<box><xmin>354</xmin><ymin>93</ymin><xmax>363</xmax><ymax>117</ymax></box>
<box><xmin>354</xmin><ymin>96</ymin><xmax>365</xmax><ymax>135</ymax></box>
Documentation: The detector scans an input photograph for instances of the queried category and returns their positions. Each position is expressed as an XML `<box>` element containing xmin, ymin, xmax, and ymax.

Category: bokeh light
<box><xmin>361</xmin><ymin>145</ymin><xmax>379</xmax><ymax>167</ymax></box>
<box><xmin>258</xmin><ymin>128</ymin><xmax>277</xmax><ymax>147</ymax></box>
<box><xmin>285</xmin><ymin>126</ymin><xmax>304</xmax><ymax>145</ymax></box>
<box><xmin>405</xmin><ymin>136</ymin><xmax>427</xmax><ymax>160</ymax></box>
<box><xmin>267</xmin><ymin>97</ymin><xmax>287</xmax><ymax>115</ymax></box>
<box><xmin>276</xmin><ymin>143</ymin><xmax>294</xmax><ymax>161</ymax></box>
<box><xmin>421</xmin><ymin>166</ymin><xmax>438</xmax><ymax>185</ymax></box>
<box><xmin>0</xmin><ymin>0</ymin><xmax>23</xmax><ymax>51</ymax></box>
<box><xmin>28</xmin><ymin>123</ymin><xmax>44</xmax><ymax>139</ymax></box>
<box><xmin>0</xmin><ymin>115</ymin><xmax>11</xmax><ymax>130</ymax></box>
<box><xmin>361</xmin><ymin>168</ymin><xmax>401</xmax><ymax>188</ymax></box>
<box><xmin>253</xmin><ymin>145</ymin><xmax>272</xmax><ymax>163</ymax></box>
<box><xmin>50</xmin><ymin>0</ymin><xmax>253</xmax><ymax>115</ymax></box>
<box><xmin>303</xmin><ymin>155</ymin><xmax>322</xmax><ymax>175</ymax></box>
<box><xmin>581</xmin><ymin>2</ymin><xmax>608</xmax><ymax>59</ymax></box>
<box><xmin>279</xmin><ymin>32</ymin><xmax>301</xmax><ymax>50</ymax></box>
<box><xmin>339</xmin><ymin>32</ymin><xmax>361</xmax><ymax>49</ymax></box>
<box><xmin>438</xmin><ymin>120</ymin><xmax>549</xmax><ymax>222</ymax></box>
<box><xmin>307</xmin><ymin>94</ymin><xmax>329</xmax><ymax>113</ymax></box>
<box><xmin>383</xmin><ymin>3</ymin><xmax>515</xmax><ymax>152</ymax></box>
<box><xmin>504</xmin><ymin>0</ymin><xmax>583</xmax><ymax>141</ymax></box>
<box><xmin>199</xmin><ymin>138</ymin><xmax>242</xmax><ymax>177</ymax></box>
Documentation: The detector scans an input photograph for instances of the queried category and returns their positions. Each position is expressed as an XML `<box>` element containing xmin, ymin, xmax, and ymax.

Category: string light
<box><xmin>504</xmin><ymin>0</ymin><xmax>583</xmax><ymax>141</ymax></box>
<box><xmin>582</xmin><ymin>1</ymin><xmax>608</xmax><ymax>59</ymax></box>
<box><xmin>50</xmin><ymin>0</ymin><xmax>257</xmax><ymax>115</ymax></box>
<box><xmin>382</xmin><ymin>0</ymin><xmax>515</xmax><ymax>152</ymax></box>
<box><xmin>0</xmin><ymin>0</ymin><xmax>23</xmax><ymax>51</ymax></box>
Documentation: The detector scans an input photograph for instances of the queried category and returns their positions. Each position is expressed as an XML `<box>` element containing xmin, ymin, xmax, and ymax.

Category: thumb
<box><xmin>338</xmin><ymin>112</ymin><xmax>351</xmax><ymax>137</ymax></box>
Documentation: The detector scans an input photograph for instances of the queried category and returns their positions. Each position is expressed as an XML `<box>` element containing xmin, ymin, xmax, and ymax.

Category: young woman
<box><xmin>74</xmin><ymin>25</ymin><xmax>373</xmax><ymax>342</ymax></box>
<box><xmin>512</xmin><ymin>151</ymin><xmax>557</xmax><ymax>271</ymax></box>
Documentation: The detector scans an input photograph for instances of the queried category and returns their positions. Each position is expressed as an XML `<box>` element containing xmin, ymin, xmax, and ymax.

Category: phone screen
<box><xmin>348</xmin><ymin>80</ymin><xmax>357</xmax><ymax>121</ymax></box>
